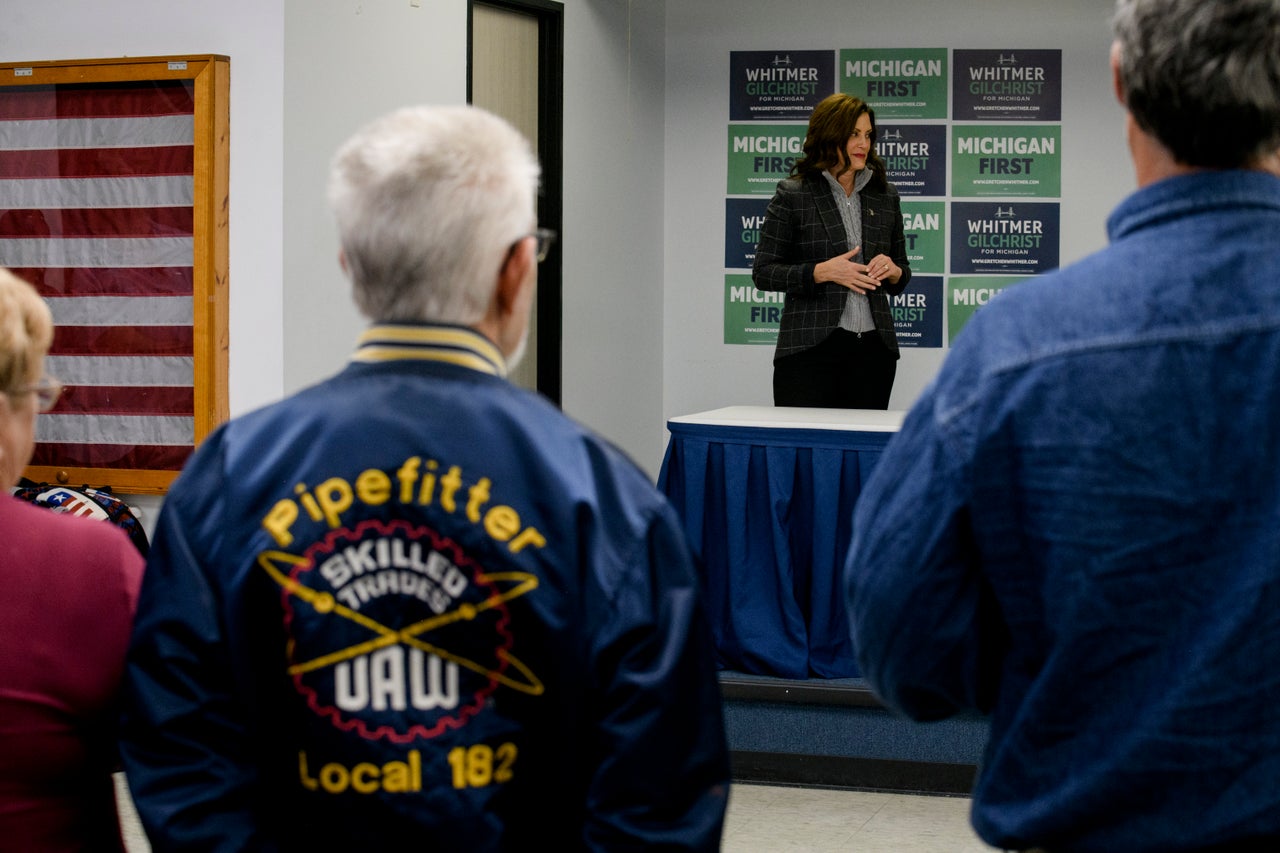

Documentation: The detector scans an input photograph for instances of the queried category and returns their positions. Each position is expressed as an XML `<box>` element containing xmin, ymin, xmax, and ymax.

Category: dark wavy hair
<box><xmin>790</xmin><ymin>93</ymin><xmax>888</xmax><ymax>192</ymax></box>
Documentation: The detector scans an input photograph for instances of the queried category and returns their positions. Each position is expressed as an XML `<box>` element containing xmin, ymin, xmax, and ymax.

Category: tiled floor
<box><xmin>116</xmin><ymin>774</ymin><xmax>999</xmax><ymax>851</ymax></box>
<box><xmin>115</xmin><ymin>774</ymin><xmax>148</xmax><ymax>853</ymax></box>
<box><xmin>722</xmin><ymin>782</ymin><xmax>999</xmax><ymax>852</ymax></box>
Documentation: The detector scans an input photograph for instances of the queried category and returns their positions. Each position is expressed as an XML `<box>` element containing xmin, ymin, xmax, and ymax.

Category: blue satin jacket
<box><xmin>121</xmin><ymin>324</ymin><xmax>729</xmax><ymax>851</ymax></box>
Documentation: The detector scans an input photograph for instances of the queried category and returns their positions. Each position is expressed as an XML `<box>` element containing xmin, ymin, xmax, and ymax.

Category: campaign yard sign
<box><xmin>840</xmin><ymin>48</ymin><xmax>948</xmax><ymax>119</ymax></box>
<box><xmin>730</xmin><ymin>50</ymin><xmax>834</xmax><ymax>122</ymax></box>
<box><xmin>951</xmin><ymin>125</ymin><xmax>1061</xmax><ymax>197</ymax></box>
<box><xmin>950</xmin><ymin>201</ymin><xmax>1060</xmax><ymax>275</ymax></box>
<box><xmin>878</xmin><ymin>124</ymin><xmax>946</xmax><ymax>197</ymax></box>
<box><xmin>952</xmin><ymin>49</ymin><xmax>1061</xmax><ymax>122</ymax></box>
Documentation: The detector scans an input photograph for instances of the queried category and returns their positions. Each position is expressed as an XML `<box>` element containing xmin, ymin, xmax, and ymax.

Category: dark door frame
<box><xmin>467</xmin><ymin>0</ymin><xmax>565</xmax><ymax>406</ymax></box>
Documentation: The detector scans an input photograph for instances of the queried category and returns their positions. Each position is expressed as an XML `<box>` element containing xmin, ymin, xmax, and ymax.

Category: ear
<box><xmin>494</xmin><ymin>236</ymin><xmax>535</xmax><ymax>316</ymax></box>
<box><xmin>338</xmin><ymin>249</ymin><xmax>349</xmax><ymax>275</ymax></box>
<box><xmin>1110</xmin><ymin>41</ymin><xmax>1125</xmax><ymax>107</ymax></box>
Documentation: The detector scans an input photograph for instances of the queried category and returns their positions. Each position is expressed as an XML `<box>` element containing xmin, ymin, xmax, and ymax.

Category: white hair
<box><xmin>327</xmin><ymin>105</ymin><xmax>541</xmax><ymax>324</ymax></box>
<box><xmin>0</xmin><ymin>267</ymin><xmax>53</xmax><ymax>396</ymax></box>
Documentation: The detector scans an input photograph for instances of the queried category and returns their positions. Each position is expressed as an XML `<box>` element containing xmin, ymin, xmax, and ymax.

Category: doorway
<box><xmin>468</xmin><ymin>0</ymin><xmax>564</xmax><ymax>404</ymax></box>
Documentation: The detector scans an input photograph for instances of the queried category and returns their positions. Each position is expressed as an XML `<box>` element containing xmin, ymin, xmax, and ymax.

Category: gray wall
<box><xmin>4</xmin><ymin>0</ymin><xmax>1134</xmax><ymax>488</ymax></box>
<box><xmin>281</xmin><ymin>0</ymin><xmax>468</xmax><ymax>395</ymax></box>
<box><xmin>2</xmin><ymin>0</ymin><xmax>287</xmax><ymax>529</ymax></box>
<box><xmin>280</xmin><ymin>0</ymin><xmax>670</xmax><ymax>475</ymax></box>
<box><xmin>661</xmin><ymin>0</ymin><xmax>1134</xmax><ymax>454</ymax></box>
<box><xmin>2</xmin><ymin>0</ymin><xmax>287</xmax><ymax>419</ymax></box>
<box><xmin>563</xmin><ymin>1</ymin><xmax>667</xmax><ymax>474</ymax></box>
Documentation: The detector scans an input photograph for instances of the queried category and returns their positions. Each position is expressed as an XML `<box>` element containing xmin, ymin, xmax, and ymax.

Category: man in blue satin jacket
<box><xmin>846</xmin><ymin>1</ymin><xmax>1280</xmax><ymax>851</ymax></box>
<box><xmin>120</xmin><ymin>105</ymin><xmax>729</xmax><ymax>851</ymax></box>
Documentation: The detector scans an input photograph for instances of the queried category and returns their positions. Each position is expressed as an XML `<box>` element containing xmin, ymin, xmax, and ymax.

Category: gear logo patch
<box><xmin>258</xmin><ymin>518</ymin><xmax>541</xmax><ymax>744</ymax></box>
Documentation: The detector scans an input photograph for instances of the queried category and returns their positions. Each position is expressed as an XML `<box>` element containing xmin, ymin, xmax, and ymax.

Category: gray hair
<box><xmin>0</xmin><ymin>267</ymin><xmax>52</xmax><ymax>397</ymax></box>
<box><xmin>1112</xmin><ymin>0</ymin><xmax>1280</xmax><ymax>169</ymax></box>
<box><xmin>327</xmin><ymin>105</ymin><xmax>541</xmax><ymax>324</ymax></box>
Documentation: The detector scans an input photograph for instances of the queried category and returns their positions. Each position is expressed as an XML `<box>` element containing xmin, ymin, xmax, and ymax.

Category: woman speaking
<box><xmin>752</xmin><ymin>93</ymin><xmax>911</xmax><ymax>409</ymax></box>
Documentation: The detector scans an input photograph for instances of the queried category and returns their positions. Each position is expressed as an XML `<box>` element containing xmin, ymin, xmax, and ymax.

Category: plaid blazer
<box><xmin>752</xmin><ymin>174</ymin><xmax>912</xmax><ymax>360</ymax></box>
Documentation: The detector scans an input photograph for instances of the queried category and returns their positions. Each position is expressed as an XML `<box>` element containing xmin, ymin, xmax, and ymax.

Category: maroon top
<box><xmin>0</xmin><ymin>495</ymin><xmax>144</xmax><ymax>851</ymax></box>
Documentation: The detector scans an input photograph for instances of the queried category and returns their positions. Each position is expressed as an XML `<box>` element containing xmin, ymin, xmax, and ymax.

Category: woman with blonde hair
<box><xmin>0</xmin><ymin>267</ymin><xmax>145</xmax><ymax>851</ymax></box>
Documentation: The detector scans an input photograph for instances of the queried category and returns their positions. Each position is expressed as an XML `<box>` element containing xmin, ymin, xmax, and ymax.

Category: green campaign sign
<box><xmin>951</xmin><ymin>125</ymin><xmax>1061</xmax><ymax>197</ymax></box>
<box><xmin>947</xmin><ymin>276</ymin><xmax>1028</xmax><ymax>342</ymax></box>
<box><xmin>839</xmin><ymin>48</ymin><xmax>948</xmax><ymax>119</ymax></box>
<box><xmin>727</xmin><ymin>124</ymin><xmax>807</xmax><ymax>195</ymax></box>
<box><xmin>901</xmin><ymin>201</ymin><xmax>945</xmax><ymax>275</ymax></box>
<box><xmin>724</xmin><ymin>273</ymin><xmax>782</xmax><ymax>345</ymax></box>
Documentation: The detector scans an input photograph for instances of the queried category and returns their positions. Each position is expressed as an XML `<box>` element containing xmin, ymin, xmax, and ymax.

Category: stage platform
<box><xmin>720</xmin><ymin>671</ymin><xmax>988</xmax><ymax>795</ymax></box>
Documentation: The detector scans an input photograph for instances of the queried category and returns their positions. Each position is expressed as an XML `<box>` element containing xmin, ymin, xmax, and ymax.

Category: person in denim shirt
<box><xmin>845</xmin><ymin>1</ymin><xmax>1280</xmax><ymax>851</ymax></box>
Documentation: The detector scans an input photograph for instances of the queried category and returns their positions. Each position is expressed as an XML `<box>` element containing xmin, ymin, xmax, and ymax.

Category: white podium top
<box><xmin>667</xmin><ymin>405</ymin><xmax>905</xmax><ymax>433</ymax></box>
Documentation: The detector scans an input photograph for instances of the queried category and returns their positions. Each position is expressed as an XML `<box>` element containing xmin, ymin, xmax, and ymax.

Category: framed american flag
<box><xmin>0</xmin><ymin>55</ymin><xmax>229</xmax><ymax>495</ymax></box>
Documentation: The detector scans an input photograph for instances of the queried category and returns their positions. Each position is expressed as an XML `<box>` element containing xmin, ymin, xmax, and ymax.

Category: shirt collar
<box><xmin>350</xmin><ymin>323</ymin><xmax>507</xmax><ymax>377</ymax></box>
<box><xmin>823</xmin><ymin>167</ymin><xmax>873</xmax><ymax>196</ymax></box>
<box><xmin>1108</xmin><ymin>170</ymin><xmax>1280</xmax><ymax>243</ymax></box>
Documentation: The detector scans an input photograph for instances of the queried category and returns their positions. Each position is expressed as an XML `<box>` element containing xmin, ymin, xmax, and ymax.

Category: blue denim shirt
<box><xmin>846</xmin><ymin>170</ymin><xmax>1280</xmax><ymax>853</ymax></box>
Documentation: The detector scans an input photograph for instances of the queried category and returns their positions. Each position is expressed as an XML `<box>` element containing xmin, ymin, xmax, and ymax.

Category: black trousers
<box><xmin>773</xmin><ymin>328</ymin><xmax>896</xmax><ymax>409</ymax></box>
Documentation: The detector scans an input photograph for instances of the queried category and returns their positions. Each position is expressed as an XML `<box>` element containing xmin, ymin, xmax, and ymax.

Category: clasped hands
<box><xmin>814</xmin><ymin>246</ymin><xmax>900</xmax><ymax>294</ymax></box>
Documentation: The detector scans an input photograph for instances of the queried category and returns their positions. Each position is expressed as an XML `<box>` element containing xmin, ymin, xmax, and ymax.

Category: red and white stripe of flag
<box><xmin>0</xmin><ymin>79</ymin><xmax>197</xmax><ymax>471</ymax></box>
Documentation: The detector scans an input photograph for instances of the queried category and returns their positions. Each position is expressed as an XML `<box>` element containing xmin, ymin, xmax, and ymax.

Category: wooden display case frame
<box><xmin>0</xmin><ymin>55</ymin><xmax>229</xmax><ymax>494</ymax></box>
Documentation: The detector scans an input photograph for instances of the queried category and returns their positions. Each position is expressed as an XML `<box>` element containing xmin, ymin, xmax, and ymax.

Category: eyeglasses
<box><xmin>531</xmin><ymin>227</ymin><xmax>557</xmax><ymax>263</ymax></box>
<box><xmin>13</xmin><ymin>374</ymin><xmax>64</xmax><ymax>413</ymax></box>
<box><xmin>505</xmin><ymin>227</ymin><xmax>557</xmax><ymax>267</ymax></box>
<box><xmin>514</xmin><ymin>228</ymin><xmax>556</xmax><ymax>263</ymax></box>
